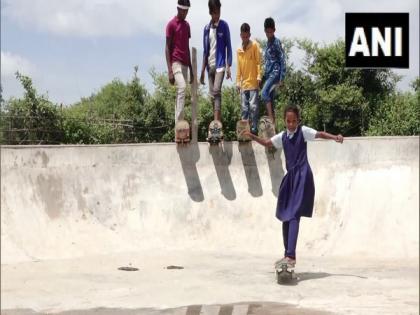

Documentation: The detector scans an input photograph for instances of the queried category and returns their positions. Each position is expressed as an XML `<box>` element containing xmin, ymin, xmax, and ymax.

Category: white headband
<box><xmin>177</xmin><ymin>4</ymin><xmax>190</xmax><ymax>9</ymax></box>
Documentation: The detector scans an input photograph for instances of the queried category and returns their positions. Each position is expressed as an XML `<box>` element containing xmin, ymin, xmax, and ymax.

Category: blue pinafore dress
<box><xmin>276</xmin><ymin>126</ymin><xmax>315</xmax><ymax>222</ymax></box>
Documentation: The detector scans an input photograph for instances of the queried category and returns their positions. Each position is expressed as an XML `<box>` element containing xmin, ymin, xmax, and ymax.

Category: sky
<box><xmin>1</xmin><ymin>0</ymin><xmax>419</xmax><ymax>105</ymax></box>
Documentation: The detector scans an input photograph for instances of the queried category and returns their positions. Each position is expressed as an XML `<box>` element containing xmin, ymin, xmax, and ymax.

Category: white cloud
<box><xmin>3</xmin><ymin>0</ymin><xmax>417</xmax><ymax>47</ymax></box>
<box><xmin>1</xmin><ymin>51</ymin><xmax>36</xmax><ymax>77</ymax></box>
<box><xmin>2</xmin><ymin>0</ymin><xmax>174</xmax><ymax>37</ymax></box>
<box><xmin>1</xmin><ymin>51</ymin><xmax>36</xmax><ymax>102</ymax></box>
<box><xmin>1</xmin><ymin>0</ymin><xmax>300</xmax><ymax>40</ymax></box>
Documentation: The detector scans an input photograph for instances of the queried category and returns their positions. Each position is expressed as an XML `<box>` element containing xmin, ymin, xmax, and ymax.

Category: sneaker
<box><xmin>285</xmin><ymin>256</ymin><xmax>296</xmax><ymax>268</ymax></box>
<box><xmin>274</xmin><ymin>257</ymin><xmax>288</xmax><ymax>269</ymax></box>
<box><xmin>275</xmin><ymin>256</ymin><xmax>296</xmax><ymax>269</ymax></box>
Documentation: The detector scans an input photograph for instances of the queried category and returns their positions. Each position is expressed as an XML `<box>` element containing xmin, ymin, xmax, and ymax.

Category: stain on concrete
<box><xmin>74</xmin><ymin>182</ymin><xmax>87</xmax><ymax>215</ymax></box>
<box><xmin>122</xmin><ymin>174</ymin><xmax>140</xmax><ymax>211</ymax></box>
<box><xmin>36</xmin><ymin>174</ymin><xmax>64</xmax><ymax>219</ymax></box>
<box><xmin>34</xmin><ymin>151</ymin><xmax>49</xmax><ymax>168</ymax></box>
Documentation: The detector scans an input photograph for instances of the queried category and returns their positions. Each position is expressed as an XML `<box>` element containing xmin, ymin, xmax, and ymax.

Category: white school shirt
<box><xmin>270</xmin><ymin>126</ymin><xmax>317</xmax><ymax>150</ymax></box>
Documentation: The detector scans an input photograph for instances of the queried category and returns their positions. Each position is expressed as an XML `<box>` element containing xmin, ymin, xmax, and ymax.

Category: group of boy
<box><xmin>165</xmin><ymin>0</ymin><xmax>286</xmax><ymax>139</ymax></box>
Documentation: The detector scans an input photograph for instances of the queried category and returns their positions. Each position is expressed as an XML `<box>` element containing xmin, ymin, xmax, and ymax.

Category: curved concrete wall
<box><xmin>1</xmin><ymin>137</ymin><xmax>418</xmax><ymax>263</ymax></box>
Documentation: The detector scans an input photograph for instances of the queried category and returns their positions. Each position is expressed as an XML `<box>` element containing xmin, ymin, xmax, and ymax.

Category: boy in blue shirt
<box><xmin>261</xmin><ymin>17</ymin><xmax>286</xmax><ymax>127</ymax></box>
<box><xmin>200</xmin><ymin>0</ymin><xmax>233</xmax><ymax>124</ymax></box>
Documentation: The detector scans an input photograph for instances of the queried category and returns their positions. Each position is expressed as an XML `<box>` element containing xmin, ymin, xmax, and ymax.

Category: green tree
<box><xmin>291</xmin><ymin>39</ymin><xmax>399</xmax><ymax>136</ymax></box>
<box><xmin>1</xmin><ymin>72</ymin><xmax>62</xmax><ymax>144</ymax></box>
<box><xmin>147</xmin><ymin>69</ymin><xmax>180</xmax><ymax>142</ymax></box>
<box><xmin>63</xmin><ymin>66</ymin><xmax>151</xmax><ymax>143</ymax></box>
<box><xmin>367</xmin><ymin>78</ymin><xmax>420</xmax><ymax>136</ymax></box>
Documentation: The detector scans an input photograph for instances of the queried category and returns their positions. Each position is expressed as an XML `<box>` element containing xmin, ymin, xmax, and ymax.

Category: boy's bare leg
<box><xmin>266</xmin><ymin>101</ymin><xmax>275</xmax><ymax>125</ymax></box>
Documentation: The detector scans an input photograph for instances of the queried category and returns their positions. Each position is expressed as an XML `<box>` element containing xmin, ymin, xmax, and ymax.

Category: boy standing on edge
<box><xmin>200</xmin><ymin>0</ymin><xmax>232</xmax><ymax>124</ymax></box>
<box><xmin>165</xmin><ymin>0</ymin><xmax>194</xmax><ymax>124</ymax></box>
<box><xmin>261</xmin><ymin>17</ymin><xmax>286</xmax><ymax>127</ymax></box>
<box><xmin>236</xmin><ymin>23</ymin><xmax>262</xmax><ymax>135</ymax></box>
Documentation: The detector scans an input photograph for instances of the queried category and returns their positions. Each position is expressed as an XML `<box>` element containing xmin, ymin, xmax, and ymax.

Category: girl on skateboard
<box><xmin>242</xmin><ymin>105</ymin><xmax>343</xmax><ymax>268</ymax></box>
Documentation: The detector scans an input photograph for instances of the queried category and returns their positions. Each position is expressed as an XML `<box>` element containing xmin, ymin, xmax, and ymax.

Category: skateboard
<box><xmin>259</xmin><ymin>116</ymin><xmax>276</xmax><ymax>154</ymax></box>
<box><xmin>175</xmin><ymin>120</ymin><xmax>190</xmax><ymax>144</ymax></box>
<box><xmin>236</xmin><ymin>120</ymin><xmax>251</xmax><ymax>142</ymax></box>
<box><xmin>207</xmin><ymin>120</ymin><xmax>223</xmax><ymax>145</ymax></box>
<box><xmin>275</xmin><ymin>262</ymin><xmax>297</xmax><ymax>284</ymax></box>
<box><xmin>258</xmin><ymin>116</ymin><xmax>275</xmax><ymax>139</ymax></box>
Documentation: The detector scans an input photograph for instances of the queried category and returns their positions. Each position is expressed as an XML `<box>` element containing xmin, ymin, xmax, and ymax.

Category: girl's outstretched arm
<box><xmin>242</xmin><ymin>131</ymin><xmax>274</xmax><ymax>148</ymax></box>
<box><xmin>316</xmin><ymin>131</ymin><xmax>344</xmax><ymax>143</ymax></box>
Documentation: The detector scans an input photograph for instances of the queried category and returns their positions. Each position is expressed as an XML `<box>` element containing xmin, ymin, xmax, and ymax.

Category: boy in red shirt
<box><xmin>165</xmin><ymin>0</ymin><xmax>194</xmax><ymax>123</ymax></box>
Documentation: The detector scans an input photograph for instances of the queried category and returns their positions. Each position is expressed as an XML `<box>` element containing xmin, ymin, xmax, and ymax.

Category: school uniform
<box><xmin>271</xmin><ymin>125</ymin><xmax>317</xmax><ymax>258</ymax></box>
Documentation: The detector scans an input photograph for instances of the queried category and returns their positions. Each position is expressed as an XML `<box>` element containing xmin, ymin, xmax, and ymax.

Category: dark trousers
<box><xmin>282</xmin><ymin>217</ymin><xmax>300</xmax><ymax>259</ymax></box>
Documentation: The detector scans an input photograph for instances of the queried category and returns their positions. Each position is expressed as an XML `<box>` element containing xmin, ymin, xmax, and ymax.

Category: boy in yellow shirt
<box><xmin>236</xmin><ymin>23</ymin><xmax>262</xmax><ymax>135</ymax></box>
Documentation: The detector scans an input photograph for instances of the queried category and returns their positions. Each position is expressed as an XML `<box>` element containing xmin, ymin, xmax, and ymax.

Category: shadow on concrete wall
<box><xmin>176</xmin><ymin>143</ymin><xmax>204</xmax><ymax>202</ymax></box>
<box><xmin>209</xmin><ymin>142</ymin><xmax>237</xmax><ymax>200</ymax></box>
<box><xmin>266</xmin><ymin>148</ymin><xmax>284</xmax><ymax>197</ymax></box>
<box><xmin>238</xmin><ymin>142</ymin><xmax>263</xmax><ymax>197</ymax></box>
<box><xmin>176</xmin><ymin>142</ymin><xmax>285</xmax><ymax>202</ymax></box>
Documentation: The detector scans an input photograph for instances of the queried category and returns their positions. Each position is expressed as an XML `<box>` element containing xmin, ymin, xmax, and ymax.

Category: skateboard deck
<box><xmin>259</xmin><ymin>116</ymin><xmax>276</xmax><ymax>154</ymax></box>
<box><xmin>275</xmin><ymin>263</ymin><xmax>297</xmax><ymax>285</ymax></box>
<box><xmin>236</xmin><ymin>120</ymin><xmax>251</xmax><ymax>142</ymax></box>
<box><xmin>258</xmin><ymin>116</ymin><xmax>275</xmax><ymax>139</ymax></box>
<box><xmin>175</xmin><ymin>120</ymin><xmax>190</xmax><ymax>144</ymax></box>
<box><xmin>207</xmin><ymin>120</ymin><xmax>223</xmax><ymax>144</ymax></box>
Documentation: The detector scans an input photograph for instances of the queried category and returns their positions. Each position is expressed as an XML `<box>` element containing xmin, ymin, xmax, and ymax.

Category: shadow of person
<box><xmin>209</xmin><ymin>142</ymin><xmax>236</xmax><ymax>200</ymax></box>
<box><xmin>265</xmin><ymin>148</ymin><xmax>284</xmax><ymax>197</ymax></box>
<box><xmin>275</xmin><ymin>271</ymin><xmax>368</xmax><ymax>287</ymax></box>
<box><xmin>176</xmin><ymin>142</ymin><xmax>204</xmax><ymax>202</ymax></box>
<box><xmin>238</xmin><ymin>142</ymin><xmax>263</xmax><ymax>197</ymax></box>
<box><xmin>297</xmin><ymin>272</ymin><xmax>368</xmax><ymax>282</ymax></box>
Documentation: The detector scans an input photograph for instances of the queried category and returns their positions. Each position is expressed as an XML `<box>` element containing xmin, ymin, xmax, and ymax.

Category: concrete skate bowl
<box><xmin>1</xmin><ymin>137</ymin><xmax>418</xmax><ymax>264</ymax></box>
